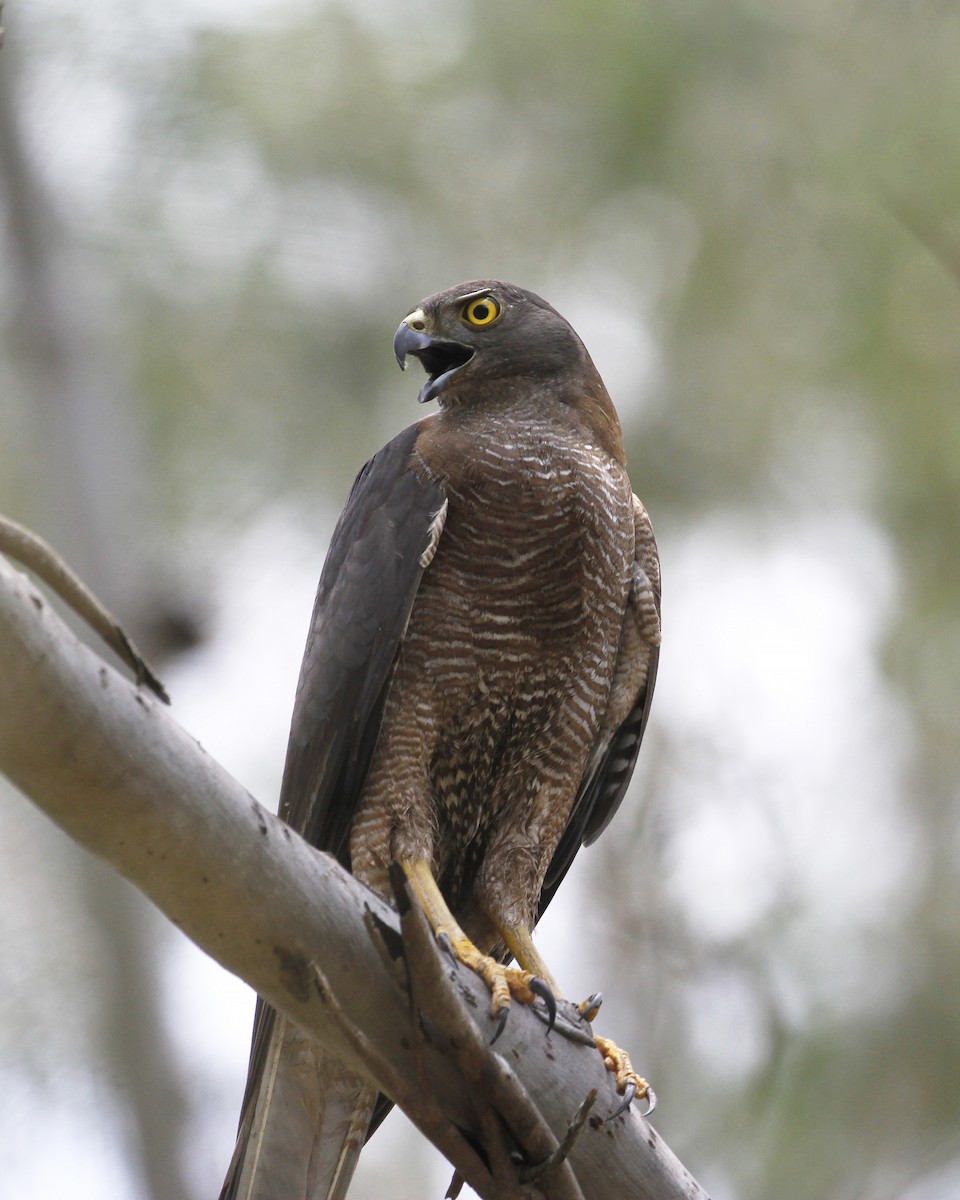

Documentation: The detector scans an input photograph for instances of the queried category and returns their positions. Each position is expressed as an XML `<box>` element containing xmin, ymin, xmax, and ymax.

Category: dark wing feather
<box><xmin>279</xmin><ymin>420</ymin><xmax>445</xmax><ymax>855</ymax></box>
<box><xmin>581</xmin><ymin>643</ymin><xmax>660</xmax><ymax>848</ymax></box>
<box><xmin>235</xmin><ymin>420</ymin><xmax>444</xmax><ymax>1137</ymax></box>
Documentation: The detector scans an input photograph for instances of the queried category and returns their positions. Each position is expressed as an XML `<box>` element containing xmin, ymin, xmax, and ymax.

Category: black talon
<box><xmin>606</xmin><ymin>1079</ymin><xmax>655</xmax><ymax>1120</ymax></box>
<box><xmin>609</xmin><ymin>1079</ymin><xmax>636</xmax><ymax>1120</ymax></box>
<box><xmin>437</xmin><ymin>931</ymin><xmax>456</xmax><ymax>961</ymax></box>
<box><xmin>578</xmin><ymin>991</ymin><xmax>602</xmax><ymax>1022</ymax></box>
<box><xmin>491</xmin><ymin>1005</ymin><xmax>509</xmax><ymax>1044</ymax></box>
<box><xmin>529</xmin><ymin>977</ymin><xmax>557</xmax><ymax>1032</ymax></box>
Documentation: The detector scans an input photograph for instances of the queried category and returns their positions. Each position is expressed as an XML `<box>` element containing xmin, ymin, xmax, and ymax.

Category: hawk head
<box><xmin>393</xmin><ymin>280</ymin><xmax>603</xmax><ymax>411</ymax></box>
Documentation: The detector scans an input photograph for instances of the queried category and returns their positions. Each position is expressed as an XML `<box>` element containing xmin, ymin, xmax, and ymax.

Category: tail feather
<box><xmin>221</xmin><ymin>1015</ymin><xmax>376</xmax><ymax>1200</ymax></box>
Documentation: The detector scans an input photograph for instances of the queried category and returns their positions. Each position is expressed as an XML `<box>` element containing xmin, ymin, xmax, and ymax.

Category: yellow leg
<box><xmin>399</xmin><ymin>858</ymin><xmax>553</xmax><ymax>1027</ymax></box>
<box><xmin>497</xmin><ymin>922</ymin><xmax>559</xmax><ymax>995</ymax></box>
<box><xmin>400</xmin><ymin>857</ymin><xmax>465</xmax><ymax>942</ymax></box>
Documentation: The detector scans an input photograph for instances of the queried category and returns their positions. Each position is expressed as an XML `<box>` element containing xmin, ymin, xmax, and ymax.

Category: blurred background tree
<box><xmin>1</xmin><ymin>2</ymin><xmax>958</xmax><ymax>1198</ymax></box>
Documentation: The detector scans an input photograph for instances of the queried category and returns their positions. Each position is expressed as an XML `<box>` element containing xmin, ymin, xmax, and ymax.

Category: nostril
<box><xmin>411</xmin><ymin>319</ymin><xmax>426</xmax><ymax>331</ymax></box>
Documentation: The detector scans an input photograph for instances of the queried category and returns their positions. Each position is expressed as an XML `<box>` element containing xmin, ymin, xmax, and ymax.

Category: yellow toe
<box><xmin>595</xmin><ymin>1035</ymin><xmax>653</xmax><ymax>1109</ymax></box>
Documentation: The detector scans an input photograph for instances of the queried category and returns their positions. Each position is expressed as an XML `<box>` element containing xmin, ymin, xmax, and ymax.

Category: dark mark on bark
<box><xmin>367</xmin><ymin>905</ymin><xmax>405</xmax><ymax>962</ymax></box>
<box><xmin>274</xmin><ymin>946</ymin><xmax>311</xmax><ymax>1003</ymax></box>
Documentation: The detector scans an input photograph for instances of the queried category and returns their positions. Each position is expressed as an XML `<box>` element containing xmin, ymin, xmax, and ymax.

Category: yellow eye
<box><xmin>461</xmin><ymin>295</ymin><xmax>502</xmax><ymax>327</ymax></box>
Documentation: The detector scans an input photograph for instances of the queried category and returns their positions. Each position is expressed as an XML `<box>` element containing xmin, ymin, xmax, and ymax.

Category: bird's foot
<box><xmin>594</xmin><ymin>1035</ymin><xmax>655</xmax><ymax>1118</ymax></box>
<box><xmin>438</xmin><ymin>932</ymin><xmax>557</xmax><ymax>1040</ymax></box>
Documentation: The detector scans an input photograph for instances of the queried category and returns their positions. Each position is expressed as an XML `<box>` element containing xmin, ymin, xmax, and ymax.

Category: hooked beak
<box><xmin>393</xmin><ymin>319</ymin><xmax>474</xmax><ymax>405</ymax></box>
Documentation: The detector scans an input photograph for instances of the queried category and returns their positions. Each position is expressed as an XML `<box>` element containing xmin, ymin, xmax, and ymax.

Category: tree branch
<box><xmin>0</xmin><ymin>547</ymin><xmax>709</xmax><ymax>1200</ymax></box>
<box><xmin>0</xmin><ymin>514</ymin><xmax>168</xmax><ymax>701</ymax></box>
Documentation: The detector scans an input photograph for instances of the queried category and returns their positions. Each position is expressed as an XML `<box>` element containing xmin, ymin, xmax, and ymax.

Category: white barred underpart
<box><xmin>351</xmin><ymin>407</ymin><xmax>645</xmax><ymax>939</ymax></box>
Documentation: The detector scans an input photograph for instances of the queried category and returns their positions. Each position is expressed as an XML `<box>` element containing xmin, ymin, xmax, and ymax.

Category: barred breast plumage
<box><xmin>350</xmin><ymin>402</ymin><xmax>635</xmax><ymax>946</ymax></box>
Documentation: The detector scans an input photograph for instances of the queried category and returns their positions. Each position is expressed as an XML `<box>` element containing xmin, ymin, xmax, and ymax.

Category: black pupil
<box><xmin>472</xmin><ymin>302</ymin><xmax>490</xmax><ymax>321</ymax></box>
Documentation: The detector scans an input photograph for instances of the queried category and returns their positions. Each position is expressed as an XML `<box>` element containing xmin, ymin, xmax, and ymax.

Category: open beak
<box><xmin>393</xmin><ymin>320</ymin><xmax>474</xmax><ymax>405</ymax></box>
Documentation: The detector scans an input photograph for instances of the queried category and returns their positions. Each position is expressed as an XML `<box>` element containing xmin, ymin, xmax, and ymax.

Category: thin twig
<box><xmin>520</xmin><ymin>1090</ymin><xmax>597</xmax><ymax>1187</ymax></box>
<box><xmin>0</xmin><ymin>514</ymin><xmax>169</xmax><ymax>702</ymax></box>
